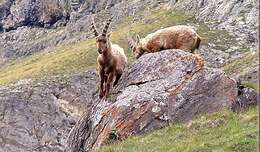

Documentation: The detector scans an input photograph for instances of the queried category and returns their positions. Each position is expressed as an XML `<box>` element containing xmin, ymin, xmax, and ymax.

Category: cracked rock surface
<box><xmin>0</xmin><ymin>71</ymin><xmax>99</xmax><ymax>152</ymax></box>
<box><xmin>66</xmin><ymin>50</ymin><xmax>238</xmax><ymax>152</ymax></box>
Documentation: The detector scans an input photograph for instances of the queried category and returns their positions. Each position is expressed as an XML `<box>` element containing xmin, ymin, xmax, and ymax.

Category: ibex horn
<box><xmin>91</xmin><ymin>17</ymin><xmax>99</xmax><ymax>37</ymax></box>
<box><xmin>102</xmin><ymin>17</ymin><xmax>113</xmax><ymax>36</ymax></box>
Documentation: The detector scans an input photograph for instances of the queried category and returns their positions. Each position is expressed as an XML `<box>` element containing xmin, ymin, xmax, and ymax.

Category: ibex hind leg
<box><xmin>113</xmin><ymin>73</ymin><xmax>122</xmax><ymax>87</ymax></box>
<box><xmin>104</xmin><ymin>75</ymin><xmax>108</xmax><ymax>83</ymax></box>
<box><xmin>105</xmin><ymin>72</ymin><xmax>114</xmax><ymax>98</ymax></box>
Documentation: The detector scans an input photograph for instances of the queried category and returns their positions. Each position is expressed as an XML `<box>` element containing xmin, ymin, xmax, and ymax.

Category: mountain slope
<box><xmin>0</xmin><ymin>1</ymin><xmax>258</xmax><ymax>152</ymax></box>
<box><xmin>0</xmin><ymin>9</ymin><xmax>256</xmax><ymax>86</ymax></box>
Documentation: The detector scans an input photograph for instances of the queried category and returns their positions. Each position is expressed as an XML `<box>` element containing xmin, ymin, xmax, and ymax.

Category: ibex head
<box><xmin>128</xmin><ymin>34</ymin><xmax>145</xmax><ymax>59</ymax></box>
<box><xmin>91</xmin><ymin>17</ymin><xmax>113</xmax><ymax>54</ymax></box>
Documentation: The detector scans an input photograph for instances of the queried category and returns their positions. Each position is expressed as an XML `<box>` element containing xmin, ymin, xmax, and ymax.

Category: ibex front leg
<box><xmin>105</xmin><ymin>72</ymin><xmax>114</xmax><ymax>98</ymax></box>
<box><xmin>99</xmin><ymin>69</ymin><xmax>105</xmax><ymax>99</ymax></box>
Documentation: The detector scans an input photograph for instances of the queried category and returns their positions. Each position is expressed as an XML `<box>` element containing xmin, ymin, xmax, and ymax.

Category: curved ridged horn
<box><xmin>91</xmin><ymin>17</ymin><xmax>99</xmax><ymax>37</ymax></box>
<box><xmin>102</xmin><ymin>17</ymin><xmax>113</xmax><ymax>36</ymax></box>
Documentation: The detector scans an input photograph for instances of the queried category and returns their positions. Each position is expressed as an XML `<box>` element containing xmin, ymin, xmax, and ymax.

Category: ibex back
<box><xmin>128</xmin><ymin>25</ymin><xmax>201</xmax><ymax>59</ymax></box>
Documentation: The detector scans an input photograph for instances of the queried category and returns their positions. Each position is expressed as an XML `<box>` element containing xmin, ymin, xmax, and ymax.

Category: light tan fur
<box><xmin>128</xmin><ymin>25</ymin><xmax>201</xmax><ymax>59</ymax></box>
<box><xmin>92</xmin><ymin>17</ymin><xmax>127</xmax><ymax>99</ymax></box>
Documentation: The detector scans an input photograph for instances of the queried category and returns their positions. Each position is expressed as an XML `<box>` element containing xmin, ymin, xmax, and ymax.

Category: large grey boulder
<box><xmin>66</xmin><ymin>50</ymin><xmax>238</xmax><ymax>152</ymax></box>
<box><xmin>0</xmin><ymin>71</ymin><xmax>99</xmax><ymax>152</ymax></box>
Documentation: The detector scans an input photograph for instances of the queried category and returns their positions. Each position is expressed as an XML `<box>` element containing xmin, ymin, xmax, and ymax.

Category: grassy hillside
<box><xmin>0</xmin><ymin>9</ymin><xmax>236</xmax><ymax>85</ymax></box>
<box><xmin>96</xmin><ymin>107</ymin><xmax>258</xmax><ymax>152</ymax></box>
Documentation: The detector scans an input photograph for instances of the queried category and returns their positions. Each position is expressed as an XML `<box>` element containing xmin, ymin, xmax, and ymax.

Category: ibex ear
<box><xmin>136</xmin><ymin>34</ymin><xmax>141</xmax><ymax>44</ymax></box>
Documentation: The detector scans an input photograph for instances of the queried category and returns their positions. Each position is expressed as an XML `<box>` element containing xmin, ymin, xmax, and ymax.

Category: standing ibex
<box><xmin>128</xmin><ymin>25</ymin><xmax>201</xmax><ymax>59</ymax></box>
<box><xmin>91</xmin><ymin>17</ymin><xmax>127</xmax><ymax>99</ymax></box>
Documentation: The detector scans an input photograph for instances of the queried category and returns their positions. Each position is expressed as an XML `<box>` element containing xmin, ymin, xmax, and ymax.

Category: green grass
<box><xmin>244</xmin><ymin>82</ymin><xmax>259</xmax><ymax>92</ymax></box>
<box><xmin>0</xmin><ymin>9</ymin><xmax>236</xmax><ymax>85</ymax></box>
<box><xmin>96</xmin><ymin>107</ymin><xmax>258</xmax><ymax>152</ymax></box>
<box><xmin>0</xmin><ymin>40</ymin><xmax>97</xmax><ymax>84</ymax></box>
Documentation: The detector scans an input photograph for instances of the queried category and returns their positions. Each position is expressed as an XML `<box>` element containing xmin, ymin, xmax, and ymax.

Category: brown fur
<box><xmin>128</xmin><ymin>25</ymin><xmax>201</xmax><ymax>58</ymax></box>
<box><xmin>92</xmin><ymin>18</ymin><xmax>127</xmax><ymax>99</ymax></box>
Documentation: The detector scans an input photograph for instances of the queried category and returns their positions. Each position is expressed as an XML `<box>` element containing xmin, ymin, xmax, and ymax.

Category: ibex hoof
<box><xmin>99</xmin><ymin>93</ymin><xmax>104</xmax><ymax>99</ymax></box>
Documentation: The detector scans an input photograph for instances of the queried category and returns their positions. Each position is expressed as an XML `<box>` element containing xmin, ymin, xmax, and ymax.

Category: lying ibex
<box><xmin>128</xmin><ymin>25</ymin><xmax>201</xmax><ymax>59</ymax></box>
<box><xmin>91</xmin><ymin>17</ymin><xmax>127</xmax><ymax>99</ymax></box>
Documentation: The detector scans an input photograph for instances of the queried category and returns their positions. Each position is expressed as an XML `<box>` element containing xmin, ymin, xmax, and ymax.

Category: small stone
<box><xmin>152</xmin><ymin>106</ymin><xmax>161</xmax><ymax>113</ymax></box>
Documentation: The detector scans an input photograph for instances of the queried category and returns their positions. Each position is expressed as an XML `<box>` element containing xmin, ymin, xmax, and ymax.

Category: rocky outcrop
<box><xmin>0</xmin><ymin>0</ymin><xmax>69</xmax><ymax>31</ymax></box>
<box><xmin>0</xmin><ymin>71</ymin><xmax>99</xmax><ymax>152</ymax></box>
<box><xmin>0</xmin><ymin>0</ymin><xmax>130</xmax><ymax>32</ymax></box>
<box><xmin>66</xmin><ymin>50</ymin><xmax>238</xmax><ymax>152</ymax></box>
